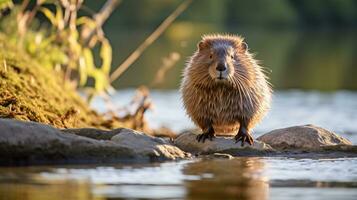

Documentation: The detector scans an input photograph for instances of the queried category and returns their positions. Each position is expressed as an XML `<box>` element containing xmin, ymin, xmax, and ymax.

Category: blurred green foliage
<box><xmin>0</xmin><ymin>0</ymin><xmax>13</xmax><ymax>10</ymax></box>
<box><xmin>86</xmin><ymin>0</ymin><xmax>356</xmax><ymax>90</ymax></box>
<box><xmin>86</xmin><ymin>0</ymin><xmax>357</xmax><ymax>29</ymax></box>
<box><xmin>0</xmin><ymin>0</ymin><xmax>114</xmax><ymax>97</ymax></box>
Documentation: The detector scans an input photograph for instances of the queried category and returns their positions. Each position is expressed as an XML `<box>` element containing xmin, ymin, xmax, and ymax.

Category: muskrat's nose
<box><xmin>216</xmin><ymin>63</ymin><xmax>226</xmax><ymax>71</ymax></box>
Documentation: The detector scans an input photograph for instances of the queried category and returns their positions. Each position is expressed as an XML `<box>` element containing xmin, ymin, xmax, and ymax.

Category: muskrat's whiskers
<box><xmin>229</xmin><ymin>76</ymin><xmax>243</xmax><ymax>108</ymax></box>
<box><xmin>234</xmin><ymin>71</ymin><xmax>254</xmax><ymax>110</ymax></box>
<box><xmin>194</xmin><ymin>71</ymin><xmax>209</xmax><ymax>88</ymax></box>
<box><xmin>233</xmin><ymin>74</ymin><xmax>252</xmax><ymax>110</ymax></box>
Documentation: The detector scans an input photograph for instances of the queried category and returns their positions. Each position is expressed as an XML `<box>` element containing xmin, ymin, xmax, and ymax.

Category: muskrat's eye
<box><xmin>231</xmin><ymin>55</ymin><xmax>234</xmax><ymax>59</ymax></box>
<box><xmin>209</xmin><ymin>54</ymin><xmax>213</xmax><ymax>59</ymax></box>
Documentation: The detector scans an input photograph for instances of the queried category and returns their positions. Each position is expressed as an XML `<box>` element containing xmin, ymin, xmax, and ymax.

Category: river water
<box><xmin>0</xmin><ymin>90</ymin><xmax>357</xmax><ymax>200</ymax></box>
<box><xmin>0</xmin><ymin>157</ymin><xmax>357</xmax><ymax>200</ymax></box>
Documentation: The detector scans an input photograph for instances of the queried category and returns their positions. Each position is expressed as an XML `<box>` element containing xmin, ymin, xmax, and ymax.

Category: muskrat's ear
<box><xmin>198</xmin><ymin>40</ymin><xmax>210</xmax><ymax>51</ymax></box>
<box><xmin>240</xmin><ymin>42</ymin><xmax>248</xmax><ymax>53</ymax></box>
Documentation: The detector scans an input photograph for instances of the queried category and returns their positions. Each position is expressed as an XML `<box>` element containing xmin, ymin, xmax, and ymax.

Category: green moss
<box><xmin>0</xmin><ymin>37</ymin><xmax>123</xmax><ymax>129</ymax></box>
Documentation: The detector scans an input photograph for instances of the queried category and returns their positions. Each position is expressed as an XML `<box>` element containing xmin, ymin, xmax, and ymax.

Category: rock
<box><xmin>201</xmin><ymin>153</ymin><xmax>234</xmax><ymax>160</ymax></box>
<box><xmin>0</xmin><ymin>119</ymin><xmax>190</xmax><ymax>165</ymax></box>
<box><xmin>62</xmin><ymin>128</ymin><xmax>123</xmax><ymax>140</ymax></box>
<box><xmin>174</xmin><ymin>131</ymin><xmax>274</xmax><ymax>156</ymax></box>
<box><xmin>257</xmin><ymin>124</ymin><xmax>352</xmax><ymax>150</ymax></box>
<box><xmin>111</xmin><ymin>129</ymin><xmax>190</xmax><ymax>160</ymax></box>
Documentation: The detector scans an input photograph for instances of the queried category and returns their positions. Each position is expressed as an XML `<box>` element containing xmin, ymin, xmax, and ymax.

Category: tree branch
<box><xmin>109</xmin><ymin>0</ymin><xmax>192</xmax><ymax>83</ymax></box>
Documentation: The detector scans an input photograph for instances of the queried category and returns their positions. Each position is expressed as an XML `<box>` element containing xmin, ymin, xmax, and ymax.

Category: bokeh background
<box><xmin>1</xmin><ymin>1</ymin><xmax>357</xmax><ymax>200</ymax></box>
<box><xmin>86</xmin><ymin>0</ymin><xmax>357</xmax><ymax>90</ymax></box>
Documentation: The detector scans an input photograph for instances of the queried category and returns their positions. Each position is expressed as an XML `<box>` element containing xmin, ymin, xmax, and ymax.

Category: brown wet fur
<box><xmin>180</xmin><ymin>34</ymin><xmax>272</xmax><ymax>146</ymax></box>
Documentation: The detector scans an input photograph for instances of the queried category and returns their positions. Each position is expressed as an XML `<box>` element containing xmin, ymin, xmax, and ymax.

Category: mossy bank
<box><xmin>0</xmin><ymin>37</ymin><xmax>122</xmax><ymax>129</ymax></box>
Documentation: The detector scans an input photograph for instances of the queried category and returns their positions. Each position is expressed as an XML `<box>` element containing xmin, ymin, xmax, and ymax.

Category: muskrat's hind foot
<box><xmin>196</xmin><ymin>127</ymin><xmax>215</xmax><ymax>143</ymax></box>
<box><xmin>234</xmin><ymin>128</ymin><xmax>254</xmax><ymax>147</ymax></box>
<box><xmin>196</xmin><ymin>132</ymin><xmax>215</xmax><ymax>143</ymax></box>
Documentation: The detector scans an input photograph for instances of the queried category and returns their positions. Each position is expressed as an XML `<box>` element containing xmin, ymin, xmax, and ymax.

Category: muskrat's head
<box><xmin>187</xmin><ymin>34</ymin><xmax>253</xmax><ymax>87</ymax></box>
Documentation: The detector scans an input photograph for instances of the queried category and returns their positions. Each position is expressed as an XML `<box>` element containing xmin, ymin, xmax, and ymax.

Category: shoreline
<box><xmin>0</xmin><ymin>119</ymin><xmax>355</xmax><ymax>166</ymax></box>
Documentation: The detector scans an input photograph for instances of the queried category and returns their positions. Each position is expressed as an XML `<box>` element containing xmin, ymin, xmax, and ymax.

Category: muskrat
<box><xmin>180</xmin><ymin>34</ymin><xmax>272</xmax><ymax>146</ymax></box>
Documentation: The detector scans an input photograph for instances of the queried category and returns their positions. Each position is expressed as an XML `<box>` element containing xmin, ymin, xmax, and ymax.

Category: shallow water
<box><xmin>1</xmin><ymin>158</ymin><xmax>357</xmax><ymax>200</ymax></box>
<box><xmin>1</xmin><ymin>90</ymin><xmax>357</xmax><ymax>200</ymax></box>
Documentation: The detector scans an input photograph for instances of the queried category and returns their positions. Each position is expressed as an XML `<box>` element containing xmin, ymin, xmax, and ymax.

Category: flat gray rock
<box><xmin>174</xmin><ymin>132</ymin><xmax>274</xmax><ymax>156</ymax></box>
<box><xmin>0</xmin><ymin>119</ymin><xmax>189</xmax><ymax>165</ymax></box>
<box><xmin>257</xmin><ymin>124</ymin><xmax>352</xmax><ymax>150</ymax></box>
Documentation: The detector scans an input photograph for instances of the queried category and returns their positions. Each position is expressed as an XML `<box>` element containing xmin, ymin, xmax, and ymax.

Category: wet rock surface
<box><xmin>63</xmin><ymin>127</ymin><xmax>188</xmax><ymax>161</ymax></box>
<box><xmin>174</xmin><ymin>131</ymin><xmax>275</xmax><ymax>156</ymax></box>
<box><xmin>257</xmin><ymin>124</ymin><xmax>352</xmax><ymax>150</ymax></box>
<box><xmin>0</xmin><ymin>119</ymin><xmax>189</xmax><ymax>165</ymax></box>
<box><xmin>111</xmin><ymin>129</ymin><xmax>190</xmax><ymax>160</ymax></box>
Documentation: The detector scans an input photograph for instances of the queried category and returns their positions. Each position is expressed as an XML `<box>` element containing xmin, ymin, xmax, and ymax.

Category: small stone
<box><xmin>212</xmin><ymin>153</ymin><xmax>234</xmax><ymax>159</ymax></box>
<box><xmin>199</xmin><ymin>153</ymin><xmax>234</xmax><ymax>160</ymax></box>
<box><xmin>257</xmin><ymin>124</ymin><xmax>352</xmax><ymax>150</ymax></box>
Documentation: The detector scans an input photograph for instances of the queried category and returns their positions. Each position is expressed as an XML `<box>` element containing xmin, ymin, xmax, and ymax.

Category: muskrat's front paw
<box><xmin>234</xmin><ymin>131</ymin><xmax>254</xmax><ymax>146</ymax></box>
<box><xmin>196</xmin><ymin>132</ymin><xmax>215</xmax><ymax>143</ymax></box>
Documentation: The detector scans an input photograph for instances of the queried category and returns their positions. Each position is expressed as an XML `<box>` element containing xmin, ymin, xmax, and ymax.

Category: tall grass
<box><xmin>0</xmin><ymin>0</ymin><xmax>118</xmax><ymax>98</ymax></box>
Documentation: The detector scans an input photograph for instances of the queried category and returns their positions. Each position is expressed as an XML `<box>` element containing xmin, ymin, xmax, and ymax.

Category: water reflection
<box><xmin>0</xmin><ymin>181</ymin><xmax>96</xmax><ymax>200</ymax></box>
<box><xmin>1</xmin><ymin>158</ymin><xmax>357</xmax><ymax>200</ymax></box>
<box><xmin>0</xmin><ymin>158</ymin><xmax>269</xmax><ymax>200</ymax></box>
<box><xmin>183</xmin><ymin>158</ymin><xmax>268</xmax><ymax>200</ymax></box>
